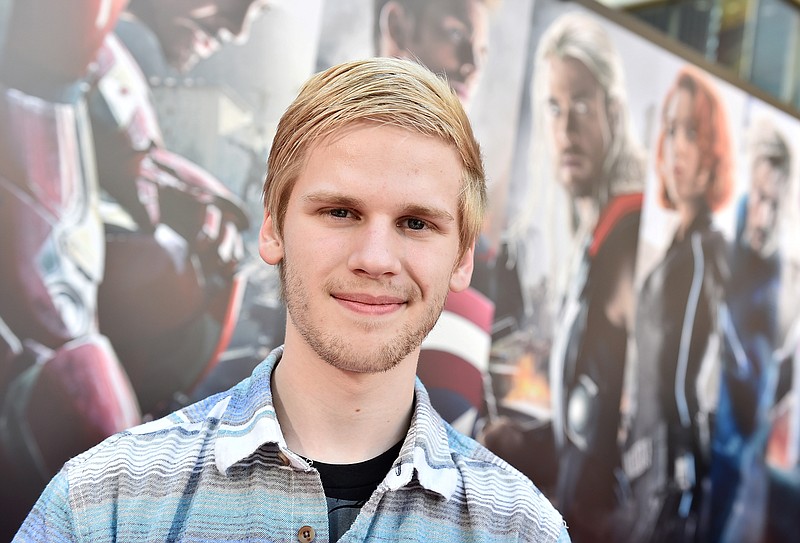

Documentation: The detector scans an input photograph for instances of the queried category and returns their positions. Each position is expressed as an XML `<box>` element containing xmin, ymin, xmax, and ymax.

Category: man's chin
<box><xmin>321</xmin><ymin>347</ymin><xmax>408</xmax><ymax>375</ymax></box>
<box><xmin>559</xmin><ymin>173</ymin><xmax>592</xmax><ymax>198</ymax></box>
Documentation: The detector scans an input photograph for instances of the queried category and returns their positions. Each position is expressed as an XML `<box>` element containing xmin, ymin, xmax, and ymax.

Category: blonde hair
<box><xmin>749</xmin><ymin>117</ymin><xmax>791</xmax><ymax>181</ymax></box>
<box><xmin>534</xmin><ymin>12</ymin><xmax>646</xmax><ymax>205</ymax></box>
<box><xmin>262</xmin><ymin>57</ymin><xmax>486</xmax><ymax>256</ymax></box>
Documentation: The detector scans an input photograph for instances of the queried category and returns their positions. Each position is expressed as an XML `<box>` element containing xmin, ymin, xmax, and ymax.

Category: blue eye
<box><xmin>547</xmin><ymin>101</ymin><xmax>562</xmax><ymax>118</ymax></box>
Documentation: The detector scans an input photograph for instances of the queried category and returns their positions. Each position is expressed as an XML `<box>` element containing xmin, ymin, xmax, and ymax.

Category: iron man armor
<box><xmin>0</xmin><ymin>1</ymin><xmax>248</xmax><ymax>535</ymax></box>
<box><xmin>0</xmin><ymin>0</ymin><xmax>139</xmax><ymax>532</ymax></box>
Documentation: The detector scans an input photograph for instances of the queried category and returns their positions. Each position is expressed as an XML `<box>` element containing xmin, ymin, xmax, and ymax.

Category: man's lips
<box><xmin>560</xmin><ymin>151</ymin><xmax>585</xmax><ymax>168</ymax></box>
<box><xmin>332</xmin><ymin>293</ymin><xmax>407</xmax><ymax>316</ymax></box>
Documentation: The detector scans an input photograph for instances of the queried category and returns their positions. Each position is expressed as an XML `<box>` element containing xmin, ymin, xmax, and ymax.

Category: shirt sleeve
<box><xmin>13</xmin><ymin>470</ymin><xmax>78</xmax><ymax>542</ymax></box>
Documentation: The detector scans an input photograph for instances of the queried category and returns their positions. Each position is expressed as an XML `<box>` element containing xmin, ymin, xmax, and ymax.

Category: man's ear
<box><xmin>259</xmin><ymin>211</ymin><xmax>284</xmax><ymax>265</ymax></box>
<box><xmin>379</xmin><ymin>1</ymin><xmax>413</xmax><ymax>56</ymax></box>
<box><xmin>449</xmin><ymin>243</ymin><xmax>475</xmax><ymax>293</ymax></box>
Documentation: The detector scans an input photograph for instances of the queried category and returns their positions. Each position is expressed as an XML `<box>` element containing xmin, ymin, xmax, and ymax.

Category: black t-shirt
<box><xmin>304</xmin><ymin>440</ymin><xmax>403</xmax><ymax>542</ymax></box>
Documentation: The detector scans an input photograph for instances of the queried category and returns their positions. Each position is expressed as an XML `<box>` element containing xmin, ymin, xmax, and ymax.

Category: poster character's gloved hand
<box><xmin>142</xmin><ymin>148</ymin><xmax>250</xmax><ymax>278</ymax></box>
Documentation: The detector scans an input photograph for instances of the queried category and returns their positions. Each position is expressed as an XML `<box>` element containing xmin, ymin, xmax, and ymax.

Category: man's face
<box><xmin>259</xmin><ymin>123</ymin><xmax>474</xmax><ymax>374</ymax></box>
<box><xmin>744</xmin><ymin>157</ymin><xmax>783</xmax><ymax>257</ymax></box>
<box><xmin>402</xmin><ymin>0</ymin><xmax>489</xmax><ymax>107</ymax></box>
<box><xmin>146</xmin><ymin>0</ymin><xmax>268</xmax><ymax>72</ymax></box>
<box><xmin>545</xmin><ymin>55</ymin><xmax>611</xmax><ymax>199</ymax></box>
<box><xmin>661</xmin><ymin>88</ymin><xmax>708</xmax><ymax>207</ymax></box>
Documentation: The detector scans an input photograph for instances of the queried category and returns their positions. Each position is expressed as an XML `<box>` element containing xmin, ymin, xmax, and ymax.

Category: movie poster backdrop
<box><xmin>1</xmin><ymin>0</ymin><xmax>799</xmax><ymax>540</ymax></box>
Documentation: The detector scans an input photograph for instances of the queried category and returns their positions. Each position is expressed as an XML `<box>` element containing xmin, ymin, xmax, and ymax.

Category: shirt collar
<box><xmin>213</xmin><ymin>346</ymin><xmax>459</xmax><ymax>498</ymax></box>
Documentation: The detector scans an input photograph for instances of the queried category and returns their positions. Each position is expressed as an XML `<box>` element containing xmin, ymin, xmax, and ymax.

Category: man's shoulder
<box><xmin>590</xmin><ymin>191</ymin><xmax>643</xmax><ymax>259</ymax></box>
<box><xmin>376</xmin><ymin>414</ymin><xmax>568</xmax><ymax>540</ymax></box>
<box><xmin>447</xmin><ymin>426</ymin><xmax>542</xmax><ymax>492</ymax></box>
<box><xmin>62</xmin><ymin>388</ymin><xmax>236</xmax><ymax>484</ymax></box>
<box><xmin>445</xmin><ymin>425</ymin><xmax>565</xmax><ymax>533</ymax></box>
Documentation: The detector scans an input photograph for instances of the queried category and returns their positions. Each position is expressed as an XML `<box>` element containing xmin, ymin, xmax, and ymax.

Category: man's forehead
<box><xmin>298</xmin><ymin>123</ymin><xmax>462</xmax><ymax>179</ymax></box>
<box><xmin>547</xmin><ymin>56</ymin><xmax>602</xmax><ymax>93</ymax></box>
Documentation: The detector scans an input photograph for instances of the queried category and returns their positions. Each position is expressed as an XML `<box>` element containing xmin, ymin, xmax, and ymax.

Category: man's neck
<box><xmin>271</xmin><ymin>337</ymin><xmax>417</xmax><ymax>465</ymax></box>
<box><xmin>574</xmin><ymin>196</ymin><xmax>600</xmax><ymax>235</ymax></box>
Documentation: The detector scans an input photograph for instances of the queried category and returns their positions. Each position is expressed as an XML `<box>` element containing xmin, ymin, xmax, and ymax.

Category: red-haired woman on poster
<box><xmin>620</xmin><ymin>65</ymin><xmax>734</xmax><ymax>543</ymax></box>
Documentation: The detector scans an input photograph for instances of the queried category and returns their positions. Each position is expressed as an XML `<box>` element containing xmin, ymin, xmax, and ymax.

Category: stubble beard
<box><xmin>558</xmin><ymin>163</ymin><xmax>597</xmax><ymax>200</ymax></box>
<box><xmin>279</xmin><ymin>260</ymin><xmax>449</xmax><ymax>374</ymax></box>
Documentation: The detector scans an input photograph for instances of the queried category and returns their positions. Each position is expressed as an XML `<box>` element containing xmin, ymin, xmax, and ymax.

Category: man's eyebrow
<box><xmin>302</xmin><ymin>191</ymin><xmax>365</xmax><ymax>208</ymax></box>
<box><xmin>403</xmin><ymin>204</ymin><xmax>456</xmax><ymax>223</ymax></box>
<box><xmin>571</xmin><ymin>89</ymin><xmax>596</xmax><ymax>100</ymax></box>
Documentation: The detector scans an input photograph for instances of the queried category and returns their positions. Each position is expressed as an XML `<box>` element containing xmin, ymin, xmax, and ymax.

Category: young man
<box><xmin>15</xmin><ymin>57</ymin><xmax>569</xmax><ymax>542</ymax></box>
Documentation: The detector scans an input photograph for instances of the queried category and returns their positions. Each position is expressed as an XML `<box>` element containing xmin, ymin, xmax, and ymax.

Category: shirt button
<box><xmin>297</xmin><ymin>525</ymin><xmax>316</xmax><ymax>542</ymax></box>
<box><xmin>277</xmin><ymin>451</ymin><xmax>291</xmax><ymax>466</ymax></box>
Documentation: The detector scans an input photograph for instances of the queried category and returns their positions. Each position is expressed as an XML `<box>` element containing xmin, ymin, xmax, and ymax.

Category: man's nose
<box><xmin>553</xmin><ymin>110</ymin><xmax>577</xmax><ymax>147</ymax></box>
<box><xmin>347</xmin><ymin>222</ymin><xmax>402</xmax><ymax>278</ymax></box>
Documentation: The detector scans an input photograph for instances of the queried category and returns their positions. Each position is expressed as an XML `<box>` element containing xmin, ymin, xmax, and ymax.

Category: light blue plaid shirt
<box><xmin>16</xmin><ymin>346</ymin><xmax>570</xmax><ymax>542</ymax></box>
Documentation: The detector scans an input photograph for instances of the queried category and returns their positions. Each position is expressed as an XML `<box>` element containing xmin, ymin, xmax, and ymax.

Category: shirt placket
<box><xmin>278</xmin><ymin>450</ymin><xmax>330</xmax><ymax>543</ymax></box>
